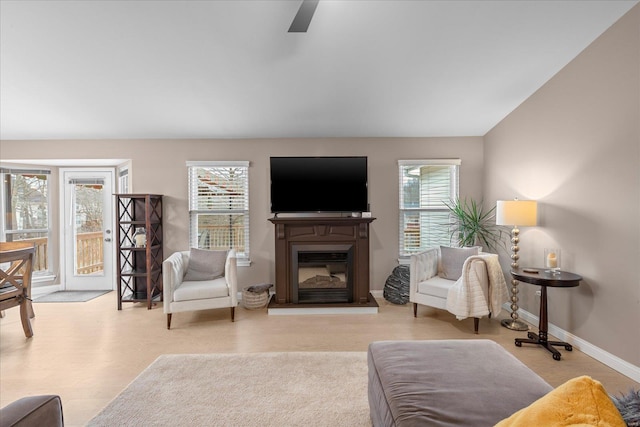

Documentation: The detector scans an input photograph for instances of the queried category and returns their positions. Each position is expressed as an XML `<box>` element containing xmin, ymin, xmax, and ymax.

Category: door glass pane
<box><xmin>73</xmin><ymin>183</ymin><xmax>104</xmax><ymax>276</ymax></box>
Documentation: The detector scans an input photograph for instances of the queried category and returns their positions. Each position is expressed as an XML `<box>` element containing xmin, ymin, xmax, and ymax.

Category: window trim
<box><xmin>187</xmin><ymin>161</ymin><xmax>251</xmax><ymax>266</ymax></box>
<box><xmin>398</xmin><ymin>159</ymin><xmax>460</xmax><ymax>260</ymax></box>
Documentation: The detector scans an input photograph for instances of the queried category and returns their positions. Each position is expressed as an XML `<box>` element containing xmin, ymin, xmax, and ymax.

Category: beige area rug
<box><xmin>87</xmin><ymin>352</ymin><xmax>371</xmax><ymax>427</ymax></box>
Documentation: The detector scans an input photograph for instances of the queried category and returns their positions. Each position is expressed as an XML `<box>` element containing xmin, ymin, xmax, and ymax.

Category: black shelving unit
<box><xmin>115</xmin><ymin>194</ymin><xmax>163</xmax><ymax>310</ymax></box>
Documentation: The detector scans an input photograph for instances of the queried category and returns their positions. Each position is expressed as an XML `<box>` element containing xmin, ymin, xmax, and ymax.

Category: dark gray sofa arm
<box><xmin>0</xmin><ymin>395</ymin><xmax>63</xmax><ymax>427</ymax></box>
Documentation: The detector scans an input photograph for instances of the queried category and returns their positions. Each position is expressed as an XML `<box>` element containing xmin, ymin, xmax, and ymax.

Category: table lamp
<box><xmin>496</xmin><ymin>199</ymin><xmax>538</xmax><ymax>331</ymax></box>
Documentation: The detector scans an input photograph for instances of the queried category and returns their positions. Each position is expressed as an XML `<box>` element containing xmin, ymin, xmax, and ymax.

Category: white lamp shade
<box><xmin>496</xmin><ymin>200</ymin><xmax>537</xmax><ymax>226</ymax></box>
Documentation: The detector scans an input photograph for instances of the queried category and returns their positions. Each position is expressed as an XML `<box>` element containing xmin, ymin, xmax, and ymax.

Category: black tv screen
<box><xmin>270</xmin><ymin>156</ymin><xmax>368</xmax><ymax>213</ymax></box>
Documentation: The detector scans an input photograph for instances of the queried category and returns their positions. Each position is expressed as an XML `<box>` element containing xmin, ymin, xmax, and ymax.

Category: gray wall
<box><xmin>484</xmin><ymin>5</ymin><xmax>639</xmax><ymax>366</ymax></box>
<box><xmin>0</xmin><ymin>137</ymin><xmax>483</xmax><ymax>296</ymax></box>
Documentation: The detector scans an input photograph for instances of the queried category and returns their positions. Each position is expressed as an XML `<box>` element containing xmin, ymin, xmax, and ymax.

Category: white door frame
<box><xmin>59</xmin><ymin>168</ymin><xmax>116</xmax><ymax>291</ymax></box>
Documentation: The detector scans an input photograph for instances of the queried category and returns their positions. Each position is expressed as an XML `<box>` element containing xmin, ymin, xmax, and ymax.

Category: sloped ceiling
<box><xmin>0</xmin><ymin>0</ymin><xmax>637</xmax><ymax>140</ymax></box>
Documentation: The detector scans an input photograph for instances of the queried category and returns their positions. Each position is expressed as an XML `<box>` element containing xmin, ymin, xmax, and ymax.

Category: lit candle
<box><xmin>546</xmin><ymin>252</ymin><xmax>557</xmax><ymax>268</ymax></box>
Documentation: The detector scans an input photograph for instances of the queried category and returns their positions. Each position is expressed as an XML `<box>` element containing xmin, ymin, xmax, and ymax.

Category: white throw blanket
<box><xmin>445</xmin><ymin>254</ymin><xmax>509</xmax><ymax>320</ymax></box>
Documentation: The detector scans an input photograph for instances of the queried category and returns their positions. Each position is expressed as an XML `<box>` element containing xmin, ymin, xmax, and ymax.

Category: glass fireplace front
<box><xmin>291</xmin><ymin>244</ymin><xmax>354</xmax><ymax>304</ymax></box>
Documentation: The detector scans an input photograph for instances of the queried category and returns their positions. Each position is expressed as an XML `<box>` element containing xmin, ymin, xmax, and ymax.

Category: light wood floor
<box><xmin>1</xmin><ymin>292</ymin><xmax>638</xmax><ymax>426</ymax></box>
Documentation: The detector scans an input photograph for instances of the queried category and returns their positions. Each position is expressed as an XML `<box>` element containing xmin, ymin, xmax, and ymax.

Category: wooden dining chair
<box><xmin>0</xmin><ymin>241</ymin><xmax>36</xmax><ymax>337</ymax></box>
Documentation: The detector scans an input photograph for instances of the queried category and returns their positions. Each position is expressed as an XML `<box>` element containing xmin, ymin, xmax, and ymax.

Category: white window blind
<box><xmin>398</xmin><ymin>159</ymin><xmax>460</xmax><ymax>257</ymax></box>
<box><xmin>187</xmin><ymin>161</ymin><xmax>250</xmax><ymax>264</ymax></box>
<box><xmin>118</xmin><ymin>167</ymin><xmax>129</xmax><ymax>193</ymax></box>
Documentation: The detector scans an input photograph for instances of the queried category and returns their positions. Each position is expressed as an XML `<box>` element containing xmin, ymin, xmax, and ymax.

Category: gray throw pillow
<box><xmin>439</xmin><ymin>246</ymin><xmax>480</xmax><ymax>280</ymax></box>
<box><xmin>184</xmin><ymin>248</ymin><xmax>228</xmax><ymax>281</ymax></box>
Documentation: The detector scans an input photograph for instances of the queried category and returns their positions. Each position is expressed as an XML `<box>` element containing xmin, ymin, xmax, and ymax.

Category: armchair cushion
<box><xmin>173</xmin><ymin>277</ymin><xmax>230</xmax><ymax>302</ymax></box>
<box><xmin>417</xmin><ymin>276</ymin><xmax>455</xmax><ymax>299</ymax></box>
<box><xmin>439</xmin><ymin>246</ymin><xmax>479</xmax><ymax>280</ymax></box>
<box><xmin>184</xmin><ymin>248</ymin><xmax>228</xmax><ymax>281</ymax></box>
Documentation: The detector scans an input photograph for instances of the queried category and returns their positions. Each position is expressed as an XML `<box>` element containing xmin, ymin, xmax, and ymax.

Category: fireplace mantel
<box><xmin>268</xmin><ymin>216</ymin><xmax>376</xmax><ymax>307</ymax></box>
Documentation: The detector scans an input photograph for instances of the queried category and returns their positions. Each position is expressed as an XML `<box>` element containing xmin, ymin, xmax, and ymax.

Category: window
<box><xmin>398</xmin><ymin>159</ymin><xmax>460</xmax><ymax>257</ymax></box>
<box><xmin>1</xmin><ymin>167</ymin><xmax>52</xmax><ymax>275</ymax></box>
<box><xmin>187</xmin><ymin>161</ymin><xmax>250</xmax><ymax>265</ymax></box>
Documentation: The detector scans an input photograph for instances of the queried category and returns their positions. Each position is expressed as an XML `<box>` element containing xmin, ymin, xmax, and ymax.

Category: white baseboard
<box><xmin>505</xmin><ymin>303</ymin><xmax>640</xmax><ymax>383</ymax></box>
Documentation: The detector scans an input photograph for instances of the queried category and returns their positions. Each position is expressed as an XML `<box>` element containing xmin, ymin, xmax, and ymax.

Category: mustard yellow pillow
<box><xmin>495</xmin><ymin>376</ymin><xmax>626</xmax><ymax>427</ymax></box>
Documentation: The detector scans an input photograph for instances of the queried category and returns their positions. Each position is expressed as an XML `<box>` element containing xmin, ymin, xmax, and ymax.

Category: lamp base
<box><xmin>501</xmin><ymin>318</ymin><xmax>529</xmax><ymax>331</ymax></box>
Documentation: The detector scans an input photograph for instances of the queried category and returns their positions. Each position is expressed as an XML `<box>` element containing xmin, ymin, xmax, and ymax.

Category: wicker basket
<box><xmin>242</xmin><ymin>286</ymin><xmax>270</xmax><ymax>310</ymax></box>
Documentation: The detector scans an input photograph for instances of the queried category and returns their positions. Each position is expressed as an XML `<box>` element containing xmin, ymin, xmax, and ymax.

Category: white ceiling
<box><xmin>0</xmin><ymin>0</ymin><xmax>637</xmax><ymax>140</ymax></box>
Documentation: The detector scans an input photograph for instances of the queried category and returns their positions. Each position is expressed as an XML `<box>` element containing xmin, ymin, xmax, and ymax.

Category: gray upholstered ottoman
<box><xmin>367</xmin><ymin>339</ymin><xmax>553</xmax><ymax>427</ymax></box>
<box><xmin>0</xmin><ymin>395</ymin><xmax>63</xmax><ymax>427</ymax></box>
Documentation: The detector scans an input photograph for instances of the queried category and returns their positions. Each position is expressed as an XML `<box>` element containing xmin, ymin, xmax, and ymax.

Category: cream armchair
<box><xmin>409</xmin><ymin>246</ymin><xmax>507</xmax><ymax>334</ymax></box>
<box><xmin>162</xmin><ymin>249</ymin><xmax>238</xmax><ymax>329</ymax></box>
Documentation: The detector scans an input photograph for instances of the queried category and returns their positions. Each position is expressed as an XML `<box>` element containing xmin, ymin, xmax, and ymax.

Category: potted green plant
<box><xmin>443</xmin><ymin>197</ymin><xmax>508</xmax><ymax>253</ymax></box>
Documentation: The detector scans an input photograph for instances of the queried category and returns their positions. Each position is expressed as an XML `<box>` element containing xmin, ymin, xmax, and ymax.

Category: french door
<box><xmin>61</xmin><ymin>169</ymin><xmax>115</xmax><ymax>291</ymax></box>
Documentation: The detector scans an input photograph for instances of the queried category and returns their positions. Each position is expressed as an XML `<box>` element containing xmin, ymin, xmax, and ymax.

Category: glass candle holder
<box><xmin>133</xmin><ymin>227</ymin><xmax>147</xmax><ymax>248</ymax></box>
<box><xmin>544</xmin><ymin>248</ymin><xmax>561</xmax><ymax>274</ymax></box>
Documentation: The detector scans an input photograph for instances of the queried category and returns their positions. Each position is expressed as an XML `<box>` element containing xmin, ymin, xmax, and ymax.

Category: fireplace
<box><xmin>292</xmin><ymin>244</ymin><xmax>354</xmax><ymax>304</ymax></box>
<box><xmin>268</xmin><ymin>216</ymin><xmax>376</xmax><ymax>308</ymax></box>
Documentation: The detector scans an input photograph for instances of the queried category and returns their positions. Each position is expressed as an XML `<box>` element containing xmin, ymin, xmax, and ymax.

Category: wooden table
<box><xmin>511</xmin><ymin>268</ymin><xmax>582</xmax><ymax>361</ymax></box>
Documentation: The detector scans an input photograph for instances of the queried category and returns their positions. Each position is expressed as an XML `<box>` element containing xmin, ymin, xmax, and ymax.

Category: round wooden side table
<box><xmin>510</xmin><ymin>268</ymin><xmax>582</xmax><ymax>361</ymax></box>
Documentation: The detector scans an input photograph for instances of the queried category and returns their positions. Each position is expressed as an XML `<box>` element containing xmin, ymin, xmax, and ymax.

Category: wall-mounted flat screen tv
<box><xmin>270</xmin><ymin>156</ymin><xmax>368</xmax><ymax>213</ymax></box>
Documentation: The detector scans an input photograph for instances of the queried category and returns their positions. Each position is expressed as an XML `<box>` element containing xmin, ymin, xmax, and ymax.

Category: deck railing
<box><xmin>16</xmin><ymin>236</ymin><xmax>48</xmax><ymax>272</ymax></box>
<box><xmin>199</xmin><ymin>225</ymin><xmax>245</xmax><ymax>252</ymax></box>
<box><xmin>18</xmin><ymin>227</ymin><xmax>241</xmax><ymax>275</ymax></box>
<box><xmin>18</xmin><ymin>231</ymin><xmax>104</xmax><ymax>275</ymax></box>
<box><xmin>75</xmin><ymin>232</ymin><xmax>104</xmax><ymax>274</ymax></box>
